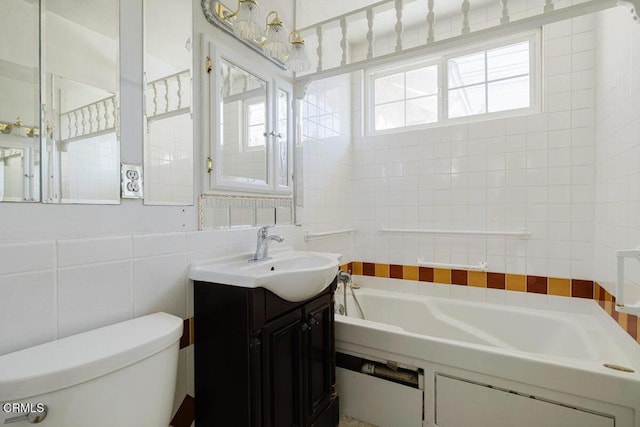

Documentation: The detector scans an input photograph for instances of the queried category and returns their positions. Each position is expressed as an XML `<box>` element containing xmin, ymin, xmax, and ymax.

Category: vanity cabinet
<box><xmin>194</xmin><ymin>278</ymin><xmax>339</xmax><ymax>427</ymax></box>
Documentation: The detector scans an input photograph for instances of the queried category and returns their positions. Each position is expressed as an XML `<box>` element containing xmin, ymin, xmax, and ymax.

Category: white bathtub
<box><xmin>335</xmin><ymin>280</ymin><xmax>640</xmax><ymax>427</ymax></box>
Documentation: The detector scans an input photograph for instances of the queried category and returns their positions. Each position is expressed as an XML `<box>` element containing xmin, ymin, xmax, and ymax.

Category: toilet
<box><xmin>0</xmin><ymin>312</ymin><xmax>183</xmax><ymax>426</ymax></box>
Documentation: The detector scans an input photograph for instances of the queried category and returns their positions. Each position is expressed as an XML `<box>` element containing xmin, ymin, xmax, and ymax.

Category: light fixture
<box><xmin>233</xmin><ymin>0</ymin><xmax>263</xmax><ymax>40</ymax></box>
<box><xmin>205</xmin><ymin>1</ymin><xmax>312</xmax><ymax>72</ymax></box>
<box><xmin>286</xmin><ymin>31</ymin><xmax>311</xmax><ymax>73</ymax></box>
<box><xmin>263</xmin><ymin>11</ymin><xmax>289</xmax><ymax>61</ymax></box>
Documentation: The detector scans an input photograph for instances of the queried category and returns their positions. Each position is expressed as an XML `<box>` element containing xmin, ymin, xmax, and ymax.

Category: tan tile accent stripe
<box><xmin>170</xmin><ymin>394</ymin><xmax>195</xmax><ymax>427</ymax></box>
<box><xmin>345</xmin><ymin>262</ymin><xmax>639</xmax><ymax>345</ymax></box>
<box><xmin>180</xmin><ymin>317</ymin><xmax>194</xmax><ymax>349</ymax></box>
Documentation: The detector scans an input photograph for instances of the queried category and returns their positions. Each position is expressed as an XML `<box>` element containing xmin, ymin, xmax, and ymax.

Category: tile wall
<box><xmin>297</xmin><ymin>75</ymin><xmax>356</xmax><ymax>258</ymax></box>
<box><xmin>0</xmin><ymin>225</ymin><xmax>304</xmax><ymax>418</ymax></box>
<box><xmin>350</xmin><ymin>16</ymin><xmax>598</xmax><ymax>281</ymax></box>
<box><xmin>593</xmin><ymin>7</ymin><xmax>640</xmax><ymax>301</ymax></box>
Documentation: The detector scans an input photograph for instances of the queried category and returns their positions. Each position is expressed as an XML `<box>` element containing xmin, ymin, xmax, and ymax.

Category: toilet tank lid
<box><xmin>0</xmin><ymin>312</ymin><xmax>183</xmax><ymax>401</ymax></box>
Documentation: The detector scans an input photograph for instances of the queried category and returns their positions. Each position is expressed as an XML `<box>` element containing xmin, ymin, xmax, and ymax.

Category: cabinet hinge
<box><xmin>205</xmin><ymin>56</ymin><xmax>212</xmax><ymax>74</ymax></box>
<box><xmin>207</xmin><ymin>156</ymin><xmax>213</xmax><ymax>174</ymax></box>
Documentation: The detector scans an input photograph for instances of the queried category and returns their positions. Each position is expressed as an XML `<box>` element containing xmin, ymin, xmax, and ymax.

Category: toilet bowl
<box><xmin>0</xmin><ymin>312</ymin><xmax>183</xmax><ymax>426</ymax></box>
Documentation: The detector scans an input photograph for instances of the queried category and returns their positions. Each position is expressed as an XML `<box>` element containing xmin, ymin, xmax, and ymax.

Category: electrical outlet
<box><xmin>121</xmin><ymin>163</ymin><xmax>143</xmax><ymax>198</ymax></box>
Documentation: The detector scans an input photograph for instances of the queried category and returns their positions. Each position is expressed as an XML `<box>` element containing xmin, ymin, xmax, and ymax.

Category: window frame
<box><xmin>365</xmin><ymin>30</ymin><xmax>542</xmax><ymax>136</ymax></box>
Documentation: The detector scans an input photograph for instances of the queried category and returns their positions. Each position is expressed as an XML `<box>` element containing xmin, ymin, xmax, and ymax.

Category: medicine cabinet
<box><xmin>204</xmin><ymin>41</ymin><xmax>293</xmax><ymax>196</ymax></box>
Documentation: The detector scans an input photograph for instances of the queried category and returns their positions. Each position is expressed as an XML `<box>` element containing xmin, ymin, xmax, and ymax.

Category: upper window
<box><xmin>367</xmin><ymin>33</ymin><xmax>540</xmax><ymax>134</ymax></box>
<box><xmin>373</xmin><ymin>64</ymin><xmax>438</xmax><ymax>131</ymax></box>
<box><xmin>448</xmin><ymin>41</ymin><xmax>530</xmax><ymax>118</ymax></box>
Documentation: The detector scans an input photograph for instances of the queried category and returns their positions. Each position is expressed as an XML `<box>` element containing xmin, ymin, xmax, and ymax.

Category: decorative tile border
<box><xmin>179</xmin><ymin>317</ymin><xmax>194</xmax><ymax>349</ymax></box>
<box><xmin>170</xmin><ymin>394</ymin><xmax>195</xmax><ymax>427</ymax></box>
<box><xmin>339</xmin><ymin>262</ymin><xmax>640</xmax><ymax>344</ymax></box>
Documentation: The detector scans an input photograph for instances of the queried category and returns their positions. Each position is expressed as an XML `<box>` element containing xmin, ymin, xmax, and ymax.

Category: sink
<box><xmin>189</xmin><ymin>248</ymin><xmax>341</xmax><ymax>302</ymax></box>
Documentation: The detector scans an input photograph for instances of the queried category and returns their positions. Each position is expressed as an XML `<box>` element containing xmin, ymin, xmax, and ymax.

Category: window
<box><xmin>373</xmin><ymin>64</ymin><xmax>439</xmax><ymax>131</ymax></box>
<box><xmin>367</xmin><ymin>33</ymin><xmax>540</xmax><ymax>134</ymax></box>
<box><xmin>245</xmin><ymin>98</ymin><xmax>266</xmax><ymax>149</ymax></box>
<box><xmin>448</xmin><ymin>41</ymin><xmax>530</xmax><ymax>118</ymax></box>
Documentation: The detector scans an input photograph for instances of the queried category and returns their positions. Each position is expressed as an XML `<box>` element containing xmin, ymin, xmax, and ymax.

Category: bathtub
<box><xmin>334</xmin><ymin>279</ymin><xmax>640</xmax><ymax>427</ymax></box>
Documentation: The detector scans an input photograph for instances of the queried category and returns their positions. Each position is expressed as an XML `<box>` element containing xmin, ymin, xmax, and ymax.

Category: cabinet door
<box><xmin>263</xmin><ymin>308</ymin><xmax>304</xmax><ymax>427</ymax></box>
<box><xmin>303</xmin><ymin>294</ymin><xmax>336</xmax><ymax>424</ymax></box>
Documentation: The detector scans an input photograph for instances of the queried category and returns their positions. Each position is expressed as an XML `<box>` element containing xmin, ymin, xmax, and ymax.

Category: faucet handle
<box><xmin>257</xmin><ymin>225</ymin><xmax>272</xmax><ymax>238</ymax></box>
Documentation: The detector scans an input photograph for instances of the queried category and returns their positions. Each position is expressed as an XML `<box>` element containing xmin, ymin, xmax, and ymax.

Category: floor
<box><xmin>339</xmin><ymin>415</ymin><xmax>379</xmax><ymax>427</ymax></box>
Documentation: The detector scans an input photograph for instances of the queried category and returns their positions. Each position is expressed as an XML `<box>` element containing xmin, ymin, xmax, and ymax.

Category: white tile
<box><xmin>133</xmin><ymin>232</ymin><xmax>187</xmax><ymax>258</ymax></box>
<box><xmin>525</xmin><ymin>292</ymin><xmax>549</xmax><ymax>309</ymax></box>
<box><xmin>0</xmin><ymin>241</ymin><xmax>55</xmax><ymax>275</ymax></box>
<box><xmin>0</xmin><ymin>271</ymin><xmax>56</xmax><ymax>355</ymax></box>
<box><xmin>57</xmin><ymin>236</ymin><xmax>132</xmax><ymax>268</ymax></box>
<box><xmin>467</xmin><ymin>286</ymin><xmax>486</xmax><ymax>302</ymax></box>
<box><xmin>133</xmin><ymin>254</ymin><xmax>188</xmax><ymax>318</ymax></box>
<box><xmin>58</xmin><ymin>261</ymin><xmax>132</xmax><ymax>338</ymax></box>
<box><xmin>450</xmin><ymin>284</ymin><xmax>469</xmax><ymax>300</ymax></box>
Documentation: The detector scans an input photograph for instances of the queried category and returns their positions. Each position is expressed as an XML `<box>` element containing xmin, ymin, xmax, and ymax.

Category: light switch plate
<box><xmin>121</xmin><ymin>163</ymin><xmax>143</xmax><ymax>198</ymax></box>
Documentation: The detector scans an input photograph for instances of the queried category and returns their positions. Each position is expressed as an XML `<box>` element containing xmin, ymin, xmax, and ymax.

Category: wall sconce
<box><xmin>286</xmin><ymin>31</ymin><xmax>311</xmax><ymax>73</ymax></box>
<box><xmin>263</xmin><ymin>11</ymin><xmax>289</xmax><ymax>62</ymax></box>
<box><xmin>204</xmin><ymin>0</ymin><xmax>311</xmax><ymax>72</ymax></box>
<box><xmin>232</xmin><ymin>0</ymin><xmax>263</xmax><ymax>40</ymax></box>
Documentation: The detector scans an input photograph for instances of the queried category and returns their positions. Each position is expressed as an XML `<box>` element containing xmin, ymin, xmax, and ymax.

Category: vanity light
<box><xmin>232</xmin><ymin>0</ymin><xmax>263</xmax><ymax>40</ymax></box>
<box><xmin>286</xmin><ymin>31</ymin><xmax>311</xmax><ymax>73</ymax></box>
<box><xmin>263</xmin><ymin>11</ymin><xmax>289</xmax><ymax>61</ymax></box>
<box><xmin>206</xmin><ymin>0</ymin><xmax>311</xmax><ymax>72</ymax></box>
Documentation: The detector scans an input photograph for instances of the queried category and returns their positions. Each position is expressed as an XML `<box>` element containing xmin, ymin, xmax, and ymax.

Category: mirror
<box><xmin>0</xmin><ymin>0</ymin><xmax>40</xmax><ymax>202</ymax></box>
<box><xmin>40</xmin><ymin>0</ymin><xmax>120</xmax><ymax>204</ymax></box>
<box><xmin>143</xmin><ymin>0</ymin><xmax>193</xmax><ymax>205</ymax></box>
<box><xmin>205</xmin><ymin>41</ymin><xmax>293</xmax><ymax>196</ymax></box>
<box><xmin>220</xmin><ymin>58</ymin><xmax>268</xmax><ymax>184</ymax></box>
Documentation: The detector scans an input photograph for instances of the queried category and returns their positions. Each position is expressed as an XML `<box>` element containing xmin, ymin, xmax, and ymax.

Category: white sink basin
<box><xmin>189</xmin><ymin>249</ymin><xmax>341</xmax><ymax>302</ymax></box>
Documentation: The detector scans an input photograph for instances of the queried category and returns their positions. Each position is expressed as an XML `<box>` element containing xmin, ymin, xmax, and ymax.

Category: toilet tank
<box><xmin>0</xmin><ymin>313</ymin><xmax>183</xmax><ymax>427</ymax></box>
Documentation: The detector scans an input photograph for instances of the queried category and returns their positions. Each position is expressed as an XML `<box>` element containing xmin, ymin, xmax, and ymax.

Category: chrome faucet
<box><xmin>250</xmin><ymin>226</ymin><xmax>284</xmax><ymax>262</ymax></box>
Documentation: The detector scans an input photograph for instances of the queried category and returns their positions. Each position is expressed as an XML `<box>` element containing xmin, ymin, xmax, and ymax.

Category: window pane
<box><xmin>375</xmin><ymin>101</ymin><xmax>404</xmax><ymax>130</ymax></box>
<box><xmin>406</xmin><ymin>66</ymin><xmax>438</xmax><ymax>97</ymax></box>
<box><xmin>248</xmin><ymin>125</ymin><xmax>265</xmax><ymax>147</ymax></box>
<box><xmin>406</xmin><ymin>95</ymin><xmax>438</xmax><ymax>126</ymax></box>
<box><xmin>374</xmin><ymin>73</ymin><xmax>405</xmax><ymax>104</ymax></box>
<box><xmin>448</xmin><ymin>84</ymin><xmax>486</xmax><ymax>118</ymax></box>
<box><xmin>488</xmin><ymin>41</ymin><xmax>529</xmax><ymax>81</ymax></box>
<box><xmin>248</xmin><ymin>101</ymin><xmax>265</xmax><ymax>126</ymax></box>
<box><xmin>448</xmin><ymin>52</ymin><xmax>485</xmax><ymax>88</ymax></box>
<box><xmin>488</xmin><ymin>76</ymin><xmax>530</xmax><ymax>112</ymax></box>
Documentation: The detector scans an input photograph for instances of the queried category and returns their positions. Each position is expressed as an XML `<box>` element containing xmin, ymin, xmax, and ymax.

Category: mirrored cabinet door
<box><xmin>143</xmin><ymin>0</ymin><xmax>193</xmax><ymax>206</ymax></box>
<box><xmin>41</xmin><ymin>0</ymin><xmax>121</xmax><ymax>204</ymax></box>
<box><xmin>219</xmin><ymin>57</ymin><xmax>269</xmax><ymax>186</ymax></box>
<box><xmin>206</xmin><ymin>41</ymin><xmax>293</xmax><ymax>196</ymax></box>
<box><xmin>0</xmin><ymin>0</ymin><xmax>40</xmax><ymax>202</ymax></box>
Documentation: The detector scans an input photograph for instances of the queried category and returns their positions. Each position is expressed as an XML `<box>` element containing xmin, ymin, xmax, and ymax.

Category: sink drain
<box><xmin>603</xmin><ymin>363</ymin><xmax>635</xmax><ymax>373</ymax></box>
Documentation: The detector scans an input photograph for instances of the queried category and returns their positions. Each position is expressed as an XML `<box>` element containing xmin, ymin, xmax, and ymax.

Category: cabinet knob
<box><xmin>308</xmin><ymin>316</ymin><xmax>319</xmax><ymax>326</ymax></box>
<box><xmin>301</xmin><ymin>323</ymin><xmax>311</xmax><ymax>332</ymax></box>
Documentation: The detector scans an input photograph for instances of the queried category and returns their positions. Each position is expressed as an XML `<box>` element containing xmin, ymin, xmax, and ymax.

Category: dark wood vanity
<box><xmin>194</xmin><ymin>278</ymin><xmax>339</xmax><ymax>426</ymax></box>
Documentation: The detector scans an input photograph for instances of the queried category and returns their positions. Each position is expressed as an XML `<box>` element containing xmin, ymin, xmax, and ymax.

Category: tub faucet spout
<box><xmin>250</xmin><ymin>226</ymin><xmax>284</xmax><ymax>262</ymax></box>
